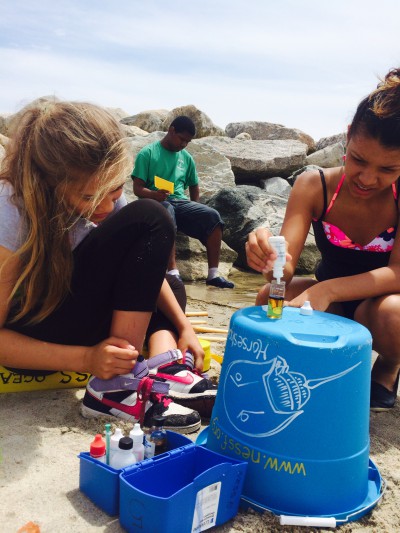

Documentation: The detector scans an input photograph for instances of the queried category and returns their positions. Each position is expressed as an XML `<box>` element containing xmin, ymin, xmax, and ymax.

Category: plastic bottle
<box><xmin>267</xmin><ymin>236</ymin><xmax>286</xmax><ymax>320</ymax></box>
<box><xmin>129</xmin><ymin>423</ymin><xmax>145</xmax><ymax>462</ymax></box>
<box><xmin>110</xmin><ymin>427</ymin><xmax>124</xmax><ymax>463</ymax></box>
<box><xmin>110</xmin><ymin>437</ymin><xmax>137</xmax><ymax>469</ymax></box>
<box><xmin>144</xmin><ymin>416</ymin><xmax>168</xmax><ymax>458</ymax></box>
<box><xmin>268</xmin><ymin>236</ymin><xmax>286</xmax><ymax>281</ymax></box>
<box><xmin>90</xmin><ymin>434</ymin><xmax>106</xmax><ymax>463</ymax></box>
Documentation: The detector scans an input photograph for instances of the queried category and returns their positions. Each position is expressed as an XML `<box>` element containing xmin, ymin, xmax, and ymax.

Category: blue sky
<box><xmin>1</xmin><ymin>0</ymin><xmax>399</xmax><ymax>140</ymax></box>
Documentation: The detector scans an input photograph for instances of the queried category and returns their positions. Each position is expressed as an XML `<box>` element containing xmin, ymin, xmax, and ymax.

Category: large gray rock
<box><xmin>226</xmin><ymin>121</ymin><xmax>315</xmax><ymax>153</ymax></box>
<box><xmin>188</xmin><ymin>142</ymin><xmax>235</xmax><ymax>198</ymax></box>
<box><xmin>176</xmin><ymin>233</ymin><xmax>237</xmax><ymax>281</ymax></box>
<box><xmin>120</xmin><ymin>124</ymin><xmax>149</xmax><ymax>138</ymax></box>
<box><xmin>206</xmin><ymin>186</ymin><xmax>287</xmax><ymax>267</ymax></box>
<box><xmin>196</xmin><ymin>136</ymin><xmax>307</xmax><ymax>184</ymax></box>
<box><xmin>162</xmin><ymin>105</ymin><xmax>224</xmax><ymax>138</ymax></box>
<box><xmin>316</xmin><ymin>132</ymin><xmax>346</xmax><ymax>151</ymax></box>
<box><xmin>206</xmin><ymin>185</ymin><xmax>320</xmax><ymax>273</ymax></box>
<box><xmin>129</xmin><ymin>132</ymin><xmax>235</xmax><ymax>198</ymax></box>
<box><xmin>260</xmin><ymin>176</ymin><xmax>291</xmax><ymax>198</ymax></box>
<box><xmin>306</xmin><ymin>142</ymin><xmax>344</xmax><ymax>168</ymax></box>
<box><xmin>121</xmin><ymin>109</ymin><xmax>169</xmax><ymax>132</ymax></box>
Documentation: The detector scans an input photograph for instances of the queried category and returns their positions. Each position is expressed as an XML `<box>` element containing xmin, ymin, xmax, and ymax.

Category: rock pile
<box><xmin>0</xmin><ymin>98</ymin><xmax>346</xmax><ymax>280</ymax></box>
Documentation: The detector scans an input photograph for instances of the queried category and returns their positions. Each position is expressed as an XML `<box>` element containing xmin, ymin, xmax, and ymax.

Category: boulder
<box><xmin>120</xmin><ymin>124</ymin><xmax>149</xmax><ymax>138</ymax></box>
<box><xmin>121</xmin><ymin>109</ymin><xmax>169</xmax><ymax>132</ymax></box>
<box><xmin>306</xmin><ymin>142</ymin><xmax>344</xmax><ymax>168</ymax></box>
<box><xmin>188</xmin><ymin>142</ymin><xmax>235</xmax><ymax>199</ymax></box>
<box><xmin>206</xmin><ymin>185</ymin><xmax>320</xmax><ymax>273</ymax></box>
<box><xmin>287</xmin><ymin>164</ymin><xmax>322</xmax><ymax>186</ymax></box>
<box><xmin>175</xmin><ymin>233</ymin><xmax>237</xmax><ymax>281</ymax></box>
<box><xmin>206</xmin><ymin>186</ymin><xmax>286</xmax><ymax>267</ymax></box>
<box><xmin>162</xmin><ymin>105</ymin><xmax>224</xmax><ymax>138</ymax></box>
<box><xmin>225</xmin><ymin>121</ymin><xmax>315</xmax><ymax>153</ymax></box>
<box><xmin>196</xmin><ymin>136</ymin><xmax>307</xmax><ymax>184</ymax></box>
<box><xmin>260</xmin><ymin>176</ymin><xmax>291</xmax><ymax>198</ymax></box>
<box><xmin>316</xmin><ymin>132</ymin><xmax>346</xmax><ymax>151</ymax></box>
<box><xmin>235</xmin><ymin>132</ymin><xmax>252</xmax><ymax>140</ymax></box>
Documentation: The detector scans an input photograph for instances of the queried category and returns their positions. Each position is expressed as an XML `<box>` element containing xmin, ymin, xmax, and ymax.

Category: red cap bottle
<box><xmin>90</xmin><ymin>434</ymin><xmax>106</xmax><ymax>462</ymax></box>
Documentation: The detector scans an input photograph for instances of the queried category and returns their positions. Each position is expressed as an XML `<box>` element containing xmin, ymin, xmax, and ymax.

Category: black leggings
<box><xmin>6</xmin><ymin>199</ymin><xmax>184</xmax><ymax>374</ymax></box>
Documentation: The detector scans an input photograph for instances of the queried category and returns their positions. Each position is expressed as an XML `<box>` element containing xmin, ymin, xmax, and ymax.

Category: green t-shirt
<box><xmin>132</xmin><ymin>141</ymin><xmax>198</xmax><ymax>200</ymax></box>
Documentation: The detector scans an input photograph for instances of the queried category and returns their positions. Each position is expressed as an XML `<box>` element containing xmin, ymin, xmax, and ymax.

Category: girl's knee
<box><xmin>359</xmin><ymin>294</ymin><xmax>400</xmax><ymax>332</ymax></box>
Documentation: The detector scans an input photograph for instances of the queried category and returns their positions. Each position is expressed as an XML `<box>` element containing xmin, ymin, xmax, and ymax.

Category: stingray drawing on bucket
<box><xmin>223</xmin><ymin>356</ymin><xmax>361</xmax><ymax>438</ymax></box>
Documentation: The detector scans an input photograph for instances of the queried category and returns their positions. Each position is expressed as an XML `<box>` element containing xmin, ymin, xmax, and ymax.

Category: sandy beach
<box><xmin>1</xmin><ymin>277</ymin><xmax>400</xmax><ymax>532</ymax></box>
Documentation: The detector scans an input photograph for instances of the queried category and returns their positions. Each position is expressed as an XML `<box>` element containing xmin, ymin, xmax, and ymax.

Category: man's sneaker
<box><xmin>148</xmin><ymin>349</ymin><xmax>217</xmax><ymax>418</ymax></box>
<box><xmin>206</xmin><ymin>276</ymin><xmax>234</xmax><ymax>289</ymax></box>
<box><xmin>80</xmin><ymin>356</ymin><xmax>201</xmax><ymax>434</ymax></box>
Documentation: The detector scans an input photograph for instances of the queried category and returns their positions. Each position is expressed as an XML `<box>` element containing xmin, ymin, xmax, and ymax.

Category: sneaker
<box><xmin>148</xmin><ymin>349</ymin><xmax>217</xmax><ymax>418</ymax></box>
<box><xmin>206</xmin><ymin>276</ymin><xmax>234</xmax><ymax>289</ymax></box>
<box><xmin>370</xmin><ymin>371</ymin><xmax>399</xmax><ymax>412</ymax></box>
<box><xmin>80</xmin><ymin>356</ymin><xmax>201</xmax><ymax>433</ymax></box>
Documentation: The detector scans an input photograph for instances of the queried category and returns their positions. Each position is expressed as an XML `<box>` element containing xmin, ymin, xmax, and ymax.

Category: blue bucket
<box><xmin>205</xmin><ymin>306</ymin><xmax>382</xmax><ymax>519</ymax></box>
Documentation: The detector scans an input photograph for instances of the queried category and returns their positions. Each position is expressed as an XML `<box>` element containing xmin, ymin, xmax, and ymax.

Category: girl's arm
<box><xmin>0</xmin><ymin>246</ymin><xmax>137</xmax><ymax>379</ymax></box>
<box><xmin>287</xmin><ymin>195</ymin><xmax>400</xmax><ymax>311</ymax></box>
<box><xmin>156</xmin><ymin>279</ymin><xmax>204</xmax><ymax>371</ymax></box>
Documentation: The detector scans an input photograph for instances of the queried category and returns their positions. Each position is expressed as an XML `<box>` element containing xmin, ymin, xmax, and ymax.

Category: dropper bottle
<box><xmin>267</xmin><ymin>236</ymin><xmax>286</xmax><ymax>320</ymax></box>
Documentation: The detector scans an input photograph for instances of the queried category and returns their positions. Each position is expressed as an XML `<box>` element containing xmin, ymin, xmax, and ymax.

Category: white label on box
<box><xmin>191</xmin><ymin>481</ymin><xmax>221</xmax><ymax>533</ymax></box>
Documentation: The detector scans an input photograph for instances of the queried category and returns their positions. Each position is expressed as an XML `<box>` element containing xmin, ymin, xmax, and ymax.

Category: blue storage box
<box><xmin>79</xmin><ymin>430</ymin><xmax>192</xmax><ymax>516</ymax></box>
<box><xmin>119</xmin><ymin>444</ymin><xmax>247</xmax><ymax>533</ymax></box>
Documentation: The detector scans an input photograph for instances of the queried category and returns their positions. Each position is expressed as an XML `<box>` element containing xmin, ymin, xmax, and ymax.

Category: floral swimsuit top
<box><xmin>318</xmin><ymin>173</ymin><xmax>398</xmax><ymax>252</ymax></box>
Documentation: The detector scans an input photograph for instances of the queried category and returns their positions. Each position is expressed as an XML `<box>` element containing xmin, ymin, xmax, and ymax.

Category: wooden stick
<box><xmin>197</xmin><ymin>335</ymin><xmax>227</xmax><ymax>343</ymax></box>
<box><xmin>193</xmin><ymin>326</ymin><xmax>229</xmax><ymax>334</ymax></box>
<box><xmin>188</xmin><ymin>320</ymin><xmax>208</xmax><ymax>325</ymax></box>
<box><xmin>185</xmin><ymin>311</ymin><xmax>208</xmax><ymax>317</ymax></box>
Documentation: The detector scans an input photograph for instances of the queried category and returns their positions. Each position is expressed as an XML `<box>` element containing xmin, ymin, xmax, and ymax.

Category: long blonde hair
<box><xmin>0</xmin><ymin>100</ymin><xmax>132</xmax><ymax>324</ymax></box>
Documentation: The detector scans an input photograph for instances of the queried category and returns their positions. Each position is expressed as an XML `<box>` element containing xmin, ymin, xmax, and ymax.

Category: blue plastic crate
<box><xmin>79</xmin><ymin>430</ymin><xmax>192</xmax><ymax>516</ymax></box>
<box><xmin>119</xmin><ymin>445</ymin><xmax>247</xmax><ymax>533</ymax></box>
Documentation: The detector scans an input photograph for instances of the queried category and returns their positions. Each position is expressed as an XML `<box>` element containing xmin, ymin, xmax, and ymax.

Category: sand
<box><xmin>1</xmin><ymin>284</ymin><xmax>400</xmax><ymax>532</ymax></box>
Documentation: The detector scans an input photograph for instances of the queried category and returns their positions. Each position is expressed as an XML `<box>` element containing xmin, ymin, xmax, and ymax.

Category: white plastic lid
<box><xmin>300</xmin><ymin>300</ymin><xmax>313</xmax><ymax>315</ymax></box>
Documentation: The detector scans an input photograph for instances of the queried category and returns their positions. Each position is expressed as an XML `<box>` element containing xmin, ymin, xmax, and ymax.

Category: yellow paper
<box><xmin>154</xmin><ymin>175</ymin><xmax>174</xmax><ymax>194</ymax></box>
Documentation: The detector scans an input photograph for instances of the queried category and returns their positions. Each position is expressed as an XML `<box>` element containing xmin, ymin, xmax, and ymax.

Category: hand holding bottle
<box><xmin>246</xmin><ymin>228</ymin><xmax>291</xmax><ymax>277</ymax></box>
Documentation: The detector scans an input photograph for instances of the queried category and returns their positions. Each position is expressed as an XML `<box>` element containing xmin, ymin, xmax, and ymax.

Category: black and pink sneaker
<box><xmin>80</xmin><ymin>355</ymin><xmax>201</xmax><ymax>434</ymax></box>
<box><xmin>148</xmin><ymin>350</ymin><xmax>217</xmax><ymax>418</ymax></box>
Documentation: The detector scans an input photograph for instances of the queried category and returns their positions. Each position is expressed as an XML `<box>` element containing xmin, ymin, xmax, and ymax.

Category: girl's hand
<box><xmin>246</xmin><ymin>228</ymin><xmax>292</xmax><ymax>276</ymax></box>
<box><xmin>177</xmin><ymin>326</ymin><xmax>205</xmax><ymax>372</ymax></box>
<box><xmin>285</xmin><ymin>283</ymin><xmax>333</xmax><ymax>312</ymax></box>
<box><xmin>84</xmin><ymin>337</ymin><xmax>139</xmax><ymax>379</ymax></box>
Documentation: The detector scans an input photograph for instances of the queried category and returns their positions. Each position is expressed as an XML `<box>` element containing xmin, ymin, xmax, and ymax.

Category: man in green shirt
<box><xmin>132</xmin><ymin>116</ymin><xmax>234</xmax><ymax>288</ymax></box>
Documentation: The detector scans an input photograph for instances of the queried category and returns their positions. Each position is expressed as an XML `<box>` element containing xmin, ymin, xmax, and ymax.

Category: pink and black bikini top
<box><xmin>313</xmin><ymin>170</ymin><xmax>398</xmax><ymax>252</ymax></box>
<box><xmin>311</xmin><ymin>170</ymin><xmax>399</xmax><ymax>282</ymax></box>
